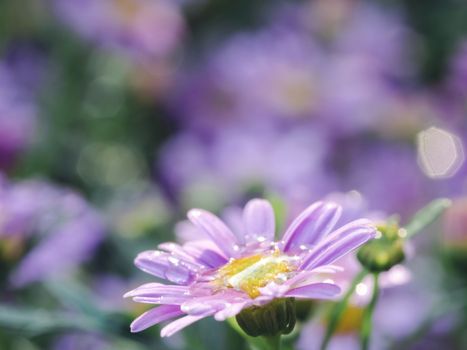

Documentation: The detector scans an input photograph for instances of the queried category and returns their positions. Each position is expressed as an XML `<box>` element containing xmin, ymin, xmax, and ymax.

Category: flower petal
<box><xmin>187</xmin><ymin>209</ymin><xmax>239</xmax><ymax>258</ymax></box>
<box><xmin>309</xmin><ymin>265</ymin><xmax>344</xmax><ymax>274</ymax></box>
<box><xmin>181</xmin><ymin>291</ymin><xmax>246</xmax><ymax>316</ymax></box>
<box><xmin>183</xmin><ymin>241</ymin><xmax>228</xmax><ymax>268</ymax></box>
<box><xmin>124</xmin><ymin>283</ymin><xmax>190</xmax><ymax>298</ymax></box>
<box><xmin>222</xmin><ymin>206</ymin><xmax>246</xmax><ymax>244</ymax></box>
<box><xmin>282</xmin><ymin>201</ymin><xmax>342</xmax><ymax>252</ymax></box>
<box><xmin>308</xmin><ymin>233</ymin><xmax>373</xmax><ymax>269</ymax></box>
<box><xmin>243</xmin><ymin>199</ymin><xmax>276</xmax><ymax>243</ymax></box>
<box><xmin>160</xmin><ymin>315</ymin><xmax>207</xmax><ymax>337</ymax></box>
<box><xmin>134</xmin><ymin>251</ymin><xmax>194</xmax><ymax>284</ymax></box>
<box><xmin>132</xmin><ymin>296</ymin><xmax>190</xmax><ymax>305</ymax></box>
<box><xmin>175</xmin><ymin>220</ymin><xmax>206</xmax><ymax>242</ymax></box>
<box><xmin>158</xmin><ymin>242</ymin><xmax>207</xmax><ymax>268</ymax></box>
<box><xmin>285</xmin><ymin>283</ymin><xmax>341</xmax><ymax>300</ymax></box>
<box><xmin>301</xmin><ymin>220</ymin><xmax>376</xmax><ymax>270</ymax></box>
<box><xmin>214</xmin><ymin>302</ymin><xmax>248</xmax><ymax>321</ymax></box>
<box><xmin>130</xmin><ymin>305</ymin><xmax>182</xmax><ymax>333</ymax></box>
<box><xmin>258</xmin><ymin>282</ymin><xmax>290</xmax><ymax>298</ymax></box>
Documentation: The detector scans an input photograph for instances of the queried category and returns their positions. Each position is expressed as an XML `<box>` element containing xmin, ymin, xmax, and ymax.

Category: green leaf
<box><xmin>404</xmin><ymin>198</ymin><xmax>451</xmax><ymax>238</ymax></box>
<box><xmin>0</xmin><ymin>305</ymin><xmax>99</xmax><ymax>336</ymax></box>
<box><xmin>45</xmin><ymin>279</ymin><xmax>98</xmax><ymax>315</ymax></box>
<box><xmin>43</xmin><ymin>278</ymin><xmax>122</xmax><ymax>332</ymax></box>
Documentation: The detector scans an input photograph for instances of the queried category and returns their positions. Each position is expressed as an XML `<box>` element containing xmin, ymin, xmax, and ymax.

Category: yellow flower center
<box><xmin>215</xmin><ymin>250</ymin><xmax>298</xmax><ymax>298</ymax></box>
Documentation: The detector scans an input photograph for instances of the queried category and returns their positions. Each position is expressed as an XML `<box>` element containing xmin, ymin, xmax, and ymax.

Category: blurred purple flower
<box><xmin>331</xmin><ymin>2</ymin><xmax>415</xmax><ymax>78</ymax></box>
<box><xmin>446</xmin><ymin>40</ymin><xmax>467</xmax><ymax>97</ymax></box>
<box><xmin>343</xmin><ymin>143</ymin><xmax>430</xmax><ymax>219</ymax></box>
<box><xmin>171</xmin><ymin>2</ymin><xmax>415</xmax><ymax>136</ymax></box>
<box><xmin>0</xmin><ymin>61</ymin><xmax>37</xmax><ymax>169</ymax></box>
<box><xmin>318</xmin><ymin>54</ymin><xmax>398</xmax><ymax>134</ymax></box>
<box><xmin>172</xmin><ymin>26</ymin><xmax>325</xmax><ymax>130</ymax></box>
<box><xmin>53</xmin><ymin>332</ymin><xmax>109</xmax><ymax>350</ymax></box>
<box><xmin>125</xmin><ymin>198</ymin><xmax>376</xmax><ymax>335</ymax></box>
<box><xmin>3</xmin><ymin>45</ymin><xmax>48</xmax><ymax>93</ymax></box>
<box><xmin>159</xmin><ymin>124</ymin><xmax>334</xmax><ymax>210</ymax></box>
<box><xmin>54</xmin><ymin>0</ymin><xmax>185</xmax><ymax>60</ymax></box>
<box><xmin>0</xmin><ymin>174</ymin><xmax>106</xmax><ymax>287</ymax></box>
<box><xmin>373</xmin><ymin>284</ymin><xmax>434</xmax><ymax>340</ymax></box>
<box><xmin>291</xmin><ymin>0</ymin><xmax>415</xmax><ymax>77</ymax></box>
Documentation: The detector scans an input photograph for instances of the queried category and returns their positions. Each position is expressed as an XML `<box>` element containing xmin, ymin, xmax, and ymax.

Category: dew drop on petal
<box><xmin>168</xmin><ymin>256</ymin><xmax>180</xmax><ymax>266</ymax></box>
<box><xmin>165</xmin><ymin>267</ymin><xmax>191</xmax><ymax>284</ymax></box>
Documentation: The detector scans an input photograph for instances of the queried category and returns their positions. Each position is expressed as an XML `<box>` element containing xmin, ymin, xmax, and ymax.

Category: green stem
<box><xmin>320</xmin><ymin>269</ymin><xmax>368</xmax><ymax>350</ymax></box>
<box><xmin>263</xmin><ymin>334</ymin><xmax>281</xmax><ymax>350</ymax></box>
<box><xmin>404</xmin><ymin>198</ymin><xmax>451</xmax><ymax>238</ymax></box>
<box><xmin>226</xmin><ymin>317</ymin><xmax>272</xmax><ymax>350</ymax></box>
<box><xmin>360</xmin><ymin>273</ymin><xmax>380</xmax><ymax>350</ymax></box>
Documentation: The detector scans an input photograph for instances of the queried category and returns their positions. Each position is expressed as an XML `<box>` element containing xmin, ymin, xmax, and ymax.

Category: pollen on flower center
<box><xmin>215</xmin><ymin>250</ymin><xmax>298</xmax><ymax>298</ymax></box>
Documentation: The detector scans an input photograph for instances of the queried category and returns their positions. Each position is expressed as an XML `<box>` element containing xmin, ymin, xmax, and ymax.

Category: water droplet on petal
<box><xmin>165</xmin><ymin>267</ymin><xmax>191</xmax><ymax>284</ymax></box>
<box><xmin>168</xmin><ymin>256</ymin><xmax>180</xmax><ymax>266</ymax></box>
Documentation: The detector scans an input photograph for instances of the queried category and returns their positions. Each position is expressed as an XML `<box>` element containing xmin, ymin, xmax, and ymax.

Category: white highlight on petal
<box><xmin>417</xmin><ymin>126</ymin><xmax>465</xmax><ymax>179</ymax></box>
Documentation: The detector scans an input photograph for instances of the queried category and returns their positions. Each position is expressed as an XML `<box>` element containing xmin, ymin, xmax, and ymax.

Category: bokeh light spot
<box><xmin>417</xmin><ymin>126</ymin><xmax>465</xmax><ymax>179</ymax></box>
<box><xmin>355</xmin><ymin>283</ymin><xmax>369</xmax><ymax>296</ymax></box>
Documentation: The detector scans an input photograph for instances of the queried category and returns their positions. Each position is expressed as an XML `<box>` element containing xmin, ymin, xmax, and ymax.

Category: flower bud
<box><xmin>236</xmin><ymin>298</ymin><xmax>296</xmax><ymax>337</ymax></box>
<box><xmin>357</xmin><ymin>222</ymin><xmax>405</xmax><ymax>272</ymax></box>
<box><xmin>443</xmin><ymin>198</ymin><xmax>467</xmax><ymax>250</ymax></box>
<box><xmin>295</xmin><ymin>299</ymin><xmax>316</xmax><ymax>322</ymax></box>
<box><xmin>442</xmin><ymin>198</ymin><xmax>467</xmax><ymax>273</ymax></box>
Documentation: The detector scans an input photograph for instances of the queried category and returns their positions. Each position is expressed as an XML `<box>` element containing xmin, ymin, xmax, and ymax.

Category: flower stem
<box><xmin>360</xmin><ymin>273</ymin><xmax>380</xmax><ymax>350</ymax></box>
<box><xmin>404</xmin><ymin>198</ymin><xmax>451</xmax><ymax>238</ymax></box>
<box><xmin>264</xmin><ymin>334</ymin><xmax>281</xmax><ymax>350</ymax></box>
<box><xmin>320</xmin><ymin>269</ymin><xmax>368</xmax><ymax>350</ymax></box>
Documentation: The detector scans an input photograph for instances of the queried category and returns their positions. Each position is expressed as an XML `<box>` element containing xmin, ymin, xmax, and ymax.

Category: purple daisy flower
<box><xmin>54</xmin><ymin>0</ymin><xmax>184</xmax><ymax>60</ymax></box>
<box><xmin>294</xmin><ymin>0</ymin><xmax>414</xmax><ymax>77</ymax></box>
<box><xmin>171</xmin><ymin>25</ymin><xmax>324</xmax><ymax>130</ymax></box>
<box><xmin>343</xmin><ymin>143</ymin><xmax>430</xmax><ymax>219</ymax></box>
<box><xmin>125</xmin><ymin>198</ymin><xmax>376</xmax><ymax>335</ymax></box>
<box><xmin>0</xmin><ymin>174</ymin><xmax>106</xmax><ymax>287</ymax></box>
